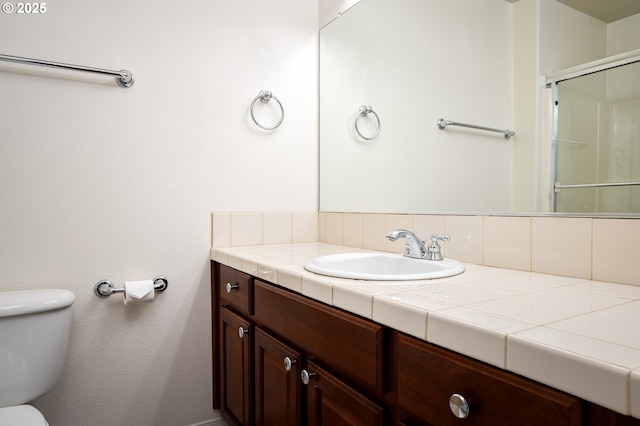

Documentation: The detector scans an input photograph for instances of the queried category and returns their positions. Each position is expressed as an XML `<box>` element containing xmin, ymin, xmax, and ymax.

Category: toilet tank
<box><xmin>0</xmin><ymin>289</ymin><xmax>75</xmax><ymax>408</ymax></box>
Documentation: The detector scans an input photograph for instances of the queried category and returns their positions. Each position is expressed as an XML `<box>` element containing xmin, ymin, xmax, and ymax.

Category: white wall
<box><xmin>607</xmin><ymin>13</ymin><xmax>640</xmax><ymax>55</ymax></box>
<box><xmin>538</xmin><ymin>0</ymin><xmax>607</xmax><ymax>73</ymax></box>
<box><xmin>0</xmin><ymin>1</ymin><xmax>318</xmax><ymax>425</ymax></box>
<box><xmin>513</xmin><ymin>0</ymin><xmax>607</xmax><ymax>212</ymax></box>
<box><xmin>319</xmin><ymin>0</ymin><xmax>361</xmax><ymax>28</ymax></box>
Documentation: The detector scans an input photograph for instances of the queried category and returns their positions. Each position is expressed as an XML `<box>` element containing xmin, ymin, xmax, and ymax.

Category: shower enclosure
<box><xmin>550</xmin><ymin>50</ymin><xmax>640</xmax><ymax>213</ymax></box>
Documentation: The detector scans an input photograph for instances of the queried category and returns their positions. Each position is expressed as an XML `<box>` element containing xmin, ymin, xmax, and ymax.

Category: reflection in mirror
<box><xmin>553</xmin><ymin>58</ymin><xmax>640</xmax><ymax>213</ymax></box>
<box><xmin>319</xmin><ymin>0</ymin><xmax>640</xmax><ymax>215</ymax></box>
<box><xmin>319</xmin><ymin>0</ymin><xmax>514</xmax><ymax>213</ymax></box>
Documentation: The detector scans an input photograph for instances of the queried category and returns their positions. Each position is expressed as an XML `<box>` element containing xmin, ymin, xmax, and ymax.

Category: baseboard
<box><xmin>187</xmin><ymin>415</ymin><xmax>226</xmax><ymax>426</ymax></box>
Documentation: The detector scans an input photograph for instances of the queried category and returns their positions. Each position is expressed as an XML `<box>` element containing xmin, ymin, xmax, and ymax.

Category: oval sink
<box><xmin>303</xmin><ymin>252</ymin><xmax>465</xmax><ymax>281</ymax></box>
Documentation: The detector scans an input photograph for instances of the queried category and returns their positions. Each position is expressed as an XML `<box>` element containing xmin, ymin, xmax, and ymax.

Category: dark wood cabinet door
<box><xmin>586</xmin><ymin>404</ymin><xmax>640</xmax><ymax>426</ymax></box>
<box><xmin>219</xmin><ymin>265</ymin><xmax>253</xmax><ymax>315</ymax></box>
<box><xmin>253</xmin><ymin>279</ymin><xmax>385</xmax><ymax>394</ymax></box>
<box><xmin>220</xmin><ymin>307</ymin><xmax>253</xmax><ymax>426</ymax></box>
<box><xmin>397</xmin><ymin>333</ymin><xmax>582</xmax><ymax>426</ymax></box>
<box><xmin>254</xmin><ymin>328</ymin><xmax>302</xmax><ymax>426</ymax></box>
<box><xmin>305</xmin><ymin>360</ymin><xmax>386</xmax><ymax>426</ymax></box>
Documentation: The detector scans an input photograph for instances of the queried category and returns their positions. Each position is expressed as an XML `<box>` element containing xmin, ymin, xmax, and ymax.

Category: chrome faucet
<box><xmin>385</xmin><ymin>229</ymin><xmax>427</xmax><ymax>259</ymax></box>
<box><xmin>385</xmin><ymin>229</ymin><xmax>450</xmax><ymax>261</ymax></box>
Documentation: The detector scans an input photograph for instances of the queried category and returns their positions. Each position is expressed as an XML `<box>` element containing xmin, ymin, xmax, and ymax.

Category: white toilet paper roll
<box><xmin>123</xmin><ymin>280</ymin><xmax>155</xmax><ymax>305</ymax></box>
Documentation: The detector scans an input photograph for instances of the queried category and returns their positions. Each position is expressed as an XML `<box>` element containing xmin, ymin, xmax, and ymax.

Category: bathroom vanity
<box><xmin>210</xmin><ymin>245</ymin><xmax>640</xmax><ymax>425</ymax></box>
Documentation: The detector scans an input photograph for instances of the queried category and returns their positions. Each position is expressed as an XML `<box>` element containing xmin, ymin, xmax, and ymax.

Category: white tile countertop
<box><xmin>211</xmin><ymin>242</ymin><xmax>640</xmax><ymax>419</ymax></box>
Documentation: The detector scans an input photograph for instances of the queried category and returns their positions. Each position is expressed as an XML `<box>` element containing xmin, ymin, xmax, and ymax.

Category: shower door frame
<box><xmin>547</xmin><ymin>48</ymin><xmax>640</xmax><ymax>213</ymax></box>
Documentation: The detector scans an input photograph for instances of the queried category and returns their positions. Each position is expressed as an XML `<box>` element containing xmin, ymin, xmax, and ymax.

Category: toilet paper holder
<box><xmin>94</xmin><ymin>276</ymin><xmax>168</xmax><ymax>297</ymax></box>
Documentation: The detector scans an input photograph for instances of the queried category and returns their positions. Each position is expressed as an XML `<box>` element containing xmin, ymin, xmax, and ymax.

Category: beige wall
<box><xmin>0</xmin><ymin>1</ymin><xmax>318</xmax><ymax>425</ymax></box>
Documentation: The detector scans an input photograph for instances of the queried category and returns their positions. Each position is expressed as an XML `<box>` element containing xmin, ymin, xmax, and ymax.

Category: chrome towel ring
<box><xmin>355</xmin><ymin>105</ymin><xmax>380</xmax><ymax>140</ymax></box>
<box><xmin>250</xmin><ymin>90</ymin><xmax>284</xmax><ymax>130</ymax></box>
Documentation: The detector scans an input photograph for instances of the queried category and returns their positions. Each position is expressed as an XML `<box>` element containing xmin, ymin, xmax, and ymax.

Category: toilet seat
<box><xmin>0</xmin><ymin>405</ymin><xmax>48</xmax><ymax>425</ymax></box>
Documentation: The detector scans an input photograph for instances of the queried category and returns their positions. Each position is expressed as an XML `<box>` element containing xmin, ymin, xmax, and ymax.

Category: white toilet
<box><xmin>0</xmin><ymin>289</ymin><xmax>75</xmax><ymax>425</ymax></box>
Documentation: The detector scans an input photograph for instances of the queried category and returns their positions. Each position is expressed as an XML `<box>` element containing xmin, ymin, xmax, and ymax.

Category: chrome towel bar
<box><xmin>94</xmin><ymin>276</ymin><xmax>168</xmax><ymax>297</ymax></box>
<box><xmin>0</xmin><ymin>53</ymin><xmax>134</xmax><ymax>88</ymax></box>
<box><xmin>554</xmin><ymin>181</ymin><xmax>640</xmax><ymax>192</ymax></box>
<box><xmin>437</xmin><ymin>118</ymin><xmax>515</xmax><ymax>140</ymax></box>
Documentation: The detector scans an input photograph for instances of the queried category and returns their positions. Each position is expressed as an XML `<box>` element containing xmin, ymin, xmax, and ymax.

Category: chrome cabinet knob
<box><xmin>300</xmin><ymin>370</ymin><xmax>316</xmax><ymax>385</ymax></box>
<box><xmin>238</xmin><ymin>326</ymin><xmax>249</xmax><ymax>338</ymax></box>
<box><xmin>226</xmin><ymin>282</ymin><xmax>239</xmax><ymax>293</ymax></box>
<box><xmin>449</xmin><ymin>393</ymin><xmax>470</xmax><ymax>419</ymax></box>
<box><xmin>283</xmin><ymin>356</ymin><xmax>296</xmax><ymax>371</ymax></box>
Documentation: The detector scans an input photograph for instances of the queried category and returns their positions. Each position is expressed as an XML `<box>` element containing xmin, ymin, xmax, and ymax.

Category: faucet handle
<box><xmin>426</xmin><ymin>234</ymin><xmax>450</xmax><ymax>261</ymax></box>
<box><xmin>432</xmin><ymin>233</ymin><xmax>450</xmax><ymax>243</ymax></box>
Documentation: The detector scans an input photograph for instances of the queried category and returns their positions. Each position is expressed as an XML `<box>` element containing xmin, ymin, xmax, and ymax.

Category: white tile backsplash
<box><xmin>231</xmin><ymin>212</ymin><xmax>263</xmax><ymax>246</ymax></box>
<box><xmin>292</xmin><ymin>211</ymin><xmax>318</xmax><ymax>243</ymax></box>
<box><xmin>363</xmin><ymin>213</ymin><xmax>386</xmax><ymax>251</ymax></box>
<box><xmin>317</xmin><ymin>212</ymin><xmax>640</xmax><ymax>286</ymax></box>
<box><xmin>445</xmin><ymin>215</ymin><xmax>484</xmax><ymax>264</ymax></box>
<box><xmin>532</xmin><ymin>217</ymin><xmax>592</xmax><ymax>279</ymax></box>
<box><xmin>484</xmin><ymin>216</ymin><xmax>531</xmax><ymax>271</ymax></box>
<box><xmin>343</xmin><ymin>213</ymin><xmax>364</xmax><ymax>248</ymax></box>
<box><xmin>212</xmin><ymin>211</ymin><xmax>318</xmax><ymax>248</ymax></box>
<box><xmin>593</xmin><ymin>218</ymin><xmax>640</xmax><ymax>285</ymax></box>
<box><xmin>263</xmin><ymin>212</ymin><xmax>292</xmax><ymax>245</ymax></box>
<box><xmin>214</xmin><ymin>211</ymin><xmax>640</xmax><ymax>286</ymax></box>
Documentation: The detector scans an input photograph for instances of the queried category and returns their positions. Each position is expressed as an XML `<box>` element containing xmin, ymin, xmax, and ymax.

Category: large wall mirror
<box><xmin>319</xmin><ymin>0</ymin><xmax>640</xmax><ymax>215</ymax></box>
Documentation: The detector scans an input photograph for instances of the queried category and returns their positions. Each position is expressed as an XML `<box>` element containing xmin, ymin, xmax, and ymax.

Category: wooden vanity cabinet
<box><xmin>213</xmin><ymin>263</ymin><xmax>385</xmax><ymax>426</ymax></box>
<box><xmin>211</xmin><ymin>261</ymin><xmax>640</xmax><ymax>426</ymax></box>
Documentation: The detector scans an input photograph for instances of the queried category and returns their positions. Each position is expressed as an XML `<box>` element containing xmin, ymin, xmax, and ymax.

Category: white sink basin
<box><xmin>303</xmin><ymin>252</ymin><xmax>465</xmax><ymax>281</ymax></box>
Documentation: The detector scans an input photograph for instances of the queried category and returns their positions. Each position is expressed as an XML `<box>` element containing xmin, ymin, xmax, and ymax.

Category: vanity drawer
<box><xmin>218</xmin><ymin>264</ymin><xmax>253</xmax><ymax>315</ymax></box>
<box><xmin>397</xmin><ymin>333</ymin><xmax>582</xmax><ymax>426</ymax></box>
<box><xmin>253</xmin><ymin>279</ymin><xmax>385</xmax><ymax>395</ymax></box>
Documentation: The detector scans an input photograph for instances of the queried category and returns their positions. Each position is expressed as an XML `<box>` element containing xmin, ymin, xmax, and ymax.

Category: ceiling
<box><xmin>505</xmin><ymin>0</ymin><xmax>640</xmax><ymax>23</ymax></box>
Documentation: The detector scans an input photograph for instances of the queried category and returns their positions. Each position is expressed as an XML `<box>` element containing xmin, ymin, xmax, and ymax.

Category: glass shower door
<box><xmin>553</xmin><ymin>59</ymin><xmax>640</xmax><ymax>213</ymax></box>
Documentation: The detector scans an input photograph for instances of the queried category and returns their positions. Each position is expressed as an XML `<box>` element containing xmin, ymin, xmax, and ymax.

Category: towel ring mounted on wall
<box><xmin>250</xmin><ymin>90</ymin><xmax>284</xmax><ymax>130</ymax></box>
<box><xmin>355</xmin><ymin>105</ymin><xmax>381</xmax><ymax>140</ymax></box>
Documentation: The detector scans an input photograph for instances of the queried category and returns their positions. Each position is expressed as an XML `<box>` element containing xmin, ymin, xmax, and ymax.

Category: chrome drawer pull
<box><xmin>300</xmin><ymin>370</ymin><xmax>316</xmax><ymax>385</ymax></box>
<box><xmin>226</xmin><ymin>282</ymin><xmax>239</xmax><ymax>293</ymax></box>
<box><xmin>283</xmin><ymin>356</ymin><xmax>296</xmax><ymax>371</ymax></box>
<box><xmin>238</xmin><ymin>327</ymin><xmax>249</xmax><ymax>339</ymax></box>
<box><xmin>449</xmin><ymin>393</ymin><xmax>470</xmax><ymax>419</ymax></box>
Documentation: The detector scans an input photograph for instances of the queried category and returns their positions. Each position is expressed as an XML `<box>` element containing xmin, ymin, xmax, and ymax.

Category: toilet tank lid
<box><xmin>0</xmin><ymin>405</ymin><xmax>47</xmax><ymax>426</ymax></box>
<box><xmin>0</xmin><ymin>289</ymin><xmax>75</xmax><ymax>317</ymax></box>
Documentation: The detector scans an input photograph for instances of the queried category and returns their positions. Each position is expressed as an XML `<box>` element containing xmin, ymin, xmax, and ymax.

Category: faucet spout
<box><xmin>385</xmin><ymin>229</ymin><xmax>427</xmax><ymax>259</ymax></box>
